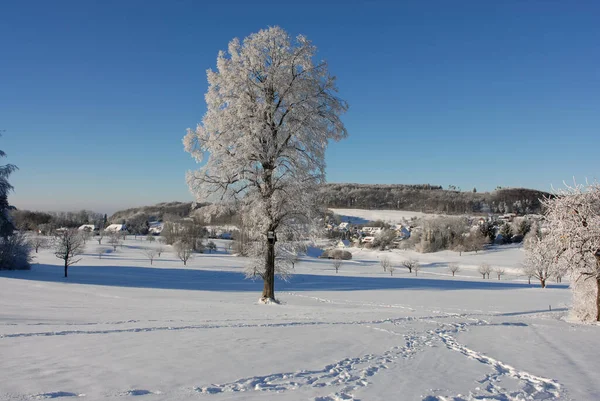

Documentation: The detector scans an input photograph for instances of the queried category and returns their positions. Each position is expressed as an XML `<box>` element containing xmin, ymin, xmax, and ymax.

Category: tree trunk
<box><xmin>528</xmin><ymin>277</ymin><xmax>531</xmax><ymax>285</ymax></box>
<box><xmin>262</xmin><ymin>239</ymin><xmax>276</xmax><ymax>301</ymax></box>
<box><xmin>64</xmin><ymin>261</ymin><xmax>68</xmax><ymax>278</ymax></box>
<box><xmin>540</xmin><ymin>278</ymin><xmax>546</xmax><ymax>288</ymax></box>
<box><xmin>596</xmin><ymin>277</ymin><xmax>600</xmax><ymax>322</ymax></box>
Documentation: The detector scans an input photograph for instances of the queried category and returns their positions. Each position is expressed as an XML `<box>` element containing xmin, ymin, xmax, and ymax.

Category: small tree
<box><xmin>478</xmin><ymin>263</ymin><xmax>492</xmax><ymax>279</ymax></box>
<box><xmin>523</xmin><ymin>238</ymin><xmax>554</xmax><ymax>288</ymax></box>
<box><xmin>380</xmin><ymin>256</ymin><xmax>391</xmax><ymax>272</ymax></box>
<box><xmin>54</xmin><ymin>229</ymin><xmax>85</xmax><ymax>277</ymax></box>
<box><xmin>495</xmin><ymin>268</ymin><xmax>506</xmax><ymax>280</ymax></box>
<box><xmin>413</xmin><ymin>261</ymin><xmax>421</xmax><ymax>276</ymax></box>
<box><xmin>175</xmin><ymin>241</ymin><xmax>193</xmax><ymax>266</ymax></box>
<box><xmin>143</xmin><ymin>248</ymin><xmax>157</xmax><ymax>265</ymax></box>
<box><xmin>108</xmin><ymin>232</ymin><xmax>122</xmax><ymax>251</ymax></box>
<box><xmin>81</xmin><ymin>230</ymin><xmax>92</xmax><ymax>244</ymax></box>
<box><xmin>448</xmin><ymin>262</ymin><xmax>460</xmax><ymax>277</ymax></box>
<box><xmin>333</xmin><ymin>258</ymin><xmax>342</xmax><ymax>273</ymax></box>
<box><xmin>389</xmin><ymin>265</ymin><xmax>395</xmax><ymax>276</ymax></box>
<box><xmin>401</xmin><ymin>258</ymin><xmax>419</xmax><ymax>274</ymax></box>
<box><xmin>146</xmin><ymin>234</ymin><xmax>155</xmax><ymax>243</ymax></box>
<box><xmin>499</xmin><ymin>223</ymin><xmax>513</xmax><ymax>244</ymax></box>
<box><xmin>0</xmin><ymin>232</ymin><xmax>32</xmax><ymax>270</ymax></box>
<box><xmin>29</xmin><ymin>235</ymin><xmax>48</xmax><ymax>253</ymax></box>
<box><xmin>156</xmin><ymin>244</ymin><xmax>165</xmax><ymax>257</ymax></box>
<box><xmin>96</xmin><ymin>230</ymin><xmax>105</xmax><ymax>245</ymax></box>
<box><xmin>206</xmin><ymin>240</ymin><xmax>217</xmax><ymax>253</ymax></box>
<box><xmin>96</xmin><ymin>247</ymin><xmax>109</xmax><ymax>259</ymax></box>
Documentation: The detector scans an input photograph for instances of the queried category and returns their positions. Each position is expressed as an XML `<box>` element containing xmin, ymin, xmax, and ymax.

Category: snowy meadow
<box><xmin>1</xmin><ymin>234</ymin><xmax>598</xmax><ymax>401</ymax></box>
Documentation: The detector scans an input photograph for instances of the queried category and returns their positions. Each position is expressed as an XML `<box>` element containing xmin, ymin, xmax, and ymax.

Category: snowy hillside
<box><xmin>330</xmin><ymin>208</ymin><xmax>437</xmax><ymax>224</ymax></box>
<box><xmin>1</xmin><ymin>237</ymin><xmax>598</xmax><ymax>400</ymax></box>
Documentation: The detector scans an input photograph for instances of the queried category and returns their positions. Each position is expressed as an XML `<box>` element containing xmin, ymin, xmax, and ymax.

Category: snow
<box><xmin>1</xmin><ymin>237</ymin><xmax>599</xmax><ymax>401</ymax></box>
<box><xmin>330</xmin><ymin>208</ymin><xmax>438</xmax><ymax>224</ymax></box>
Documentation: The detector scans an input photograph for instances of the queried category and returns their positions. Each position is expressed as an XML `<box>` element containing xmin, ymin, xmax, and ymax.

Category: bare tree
<box><xmin>142</xmin><ymin>248</ymin><xmax>157</xmax><ymax>265</ymax></box>
<box><xmin>146</xmin><ymin>234</ymin><xmax>155</xmax><ymax>243</ymax></box>
<box><xmin>29</xmin><ymin>235</ymin><xmax>48</xmax><ymax>253</ymax></box>
<box><xmin>107</xmin><ymin>232</ymin><xmax>122</xmax><ymax>252</ymax></box>
<box><xmin>156</xmin><ymin>244</ymin><xmax>165</xmax><ymax>257</ymax></box>
<box><xmin>389</xmin><ymin>265</ymin><xmax>395</xmax><ymax>276</ymax></box>
<box><xmin>401</xmin><ymin>258</ymin><xmax>419</xmax><ymax>274</ymax></box>
<box><xmin>413</xmin><ymin>261</ymin><xmax>421</xmax><ymax>276</ymax></box>
<box><xmin>478</xmin><ymin>263</ymin><xmax>492</xmax><ymax>279</ymax></box>
<box><xmin>81</xmin><ymin>230</ymin><xmax>92</xmax><ymax>244</ymax></box>
<box><xmin>96</xmin><ymin>247</ymin><xmax>109</xmax><ymax>259</ymax></box>
<box><xmin>495</xmin><ymin>268</ymin><xmax>506</xmax><ymax>280</ymax></box>
<box><xmin>448</xmin><ymin>262</ymin><xmax>460</xmax><ymax>277</ymax></box>
<box><xmin>333</xmin><ymin>258</ymin><xmax>342</xmax><ymax>273</ymax></box>
<box><xmin>175</xmin><ymin>241</ymin><xmax>193</xmax><ymax>266</ymax></box>
<box><xmin>380</xmin><ymin>256</ymin><xmax>391</xmax><ymax>272</ymax></box>
<box><xmin>53</xmin><ymin>229</ymin><xmax>85</xmax><ymax>277</ymax></box>
<box><xmin>96</xmin><ymin>230</ymin><xmax>105</xmax><ymax>245</ymax></box>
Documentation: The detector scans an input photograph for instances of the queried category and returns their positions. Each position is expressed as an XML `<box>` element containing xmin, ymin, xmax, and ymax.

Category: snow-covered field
<box><xmin>1</xmin><ymin>237</ymin><xmax>599</xmax><ymax>401</ymax></box>
<box><xmin>330</xmin><ymin>208</ymin><xmax>437</xmax><ymax>224</ymax></box>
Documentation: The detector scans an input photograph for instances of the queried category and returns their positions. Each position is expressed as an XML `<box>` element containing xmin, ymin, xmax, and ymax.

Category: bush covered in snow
<box><xmin>320</xmin><ymin>249</ymin><xmax>352</xmax><ymax>260</ymax></box>
<box><xmin>0</xmin><ymin>232</ymin><xmax>32</xmax><ymax>270</ymax></box>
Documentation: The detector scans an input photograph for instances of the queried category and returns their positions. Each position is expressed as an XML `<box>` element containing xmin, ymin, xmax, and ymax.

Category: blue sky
<box><xmin>1</xmin><ymin>0</ymin><xmax>599</xmax><ymax>214</ymax></box>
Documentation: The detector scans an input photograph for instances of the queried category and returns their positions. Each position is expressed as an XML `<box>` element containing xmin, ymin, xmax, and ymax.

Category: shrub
<box><xmin>0</xmin><ymin>232</ymin><xmax>32</xmax><ymax>270</ymax></box>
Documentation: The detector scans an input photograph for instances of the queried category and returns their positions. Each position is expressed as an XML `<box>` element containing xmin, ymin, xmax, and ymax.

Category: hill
<box><xmin>109</xmin><ymin>185</ymin><xmax>551</xmax><ymax>223</ymax></box>
<box><xmin>318</xmin><ymin>184</ymin><xmax>550</xmax><ymax>215</ymax></box>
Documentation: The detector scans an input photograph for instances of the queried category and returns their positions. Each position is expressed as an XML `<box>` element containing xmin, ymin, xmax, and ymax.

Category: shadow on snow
<box><xmin>0</xmin><ymin>263</ymin><xmax>569</xmax><ymax>293</ymax></box>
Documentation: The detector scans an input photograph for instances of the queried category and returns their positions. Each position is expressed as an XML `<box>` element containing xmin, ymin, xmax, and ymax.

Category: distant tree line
<box><xmin>11</xmin><ymin>209</ymin><xmax>107</xmax><ymax>233</ymax></box>
<box><xmin>318</xmin><ymin>183</ymin><xmax>550</xmax><ymax>215</ymax></box>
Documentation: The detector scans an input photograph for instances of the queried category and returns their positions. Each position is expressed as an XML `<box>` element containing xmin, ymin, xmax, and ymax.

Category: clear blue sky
<box><xmin>2</xmin><ymin>0</ymin><xmax>599</xmax><ymax>214</ymax></box>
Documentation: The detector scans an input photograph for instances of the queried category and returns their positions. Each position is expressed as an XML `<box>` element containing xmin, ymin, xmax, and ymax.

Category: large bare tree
<box><xmin>54</xmin><ymin>229</ymin><xmax>85</xmax><ymax>277</ymax></box>
<box><xmin>183</xmin><ymin>27</ymin><xmax>347</xmax><ymax>302</ymax></box>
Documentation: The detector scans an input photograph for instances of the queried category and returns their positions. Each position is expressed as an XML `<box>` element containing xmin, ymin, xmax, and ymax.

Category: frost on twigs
<box><xmin>528</xmin><ymin>180</ymin><xmax>600</xmax><ymax>321</ymax></box>
<box><xmin>182</xmin><ymin>27</ymin><xmax>347</xmax><ymax>300</ymax></box>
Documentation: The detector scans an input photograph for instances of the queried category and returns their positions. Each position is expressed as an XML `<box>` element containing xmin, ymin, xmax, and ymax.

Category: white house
<box><xmin>78</xmin><ymin>224</ymin><xmax>96</xmax><ymax>232</ymax></box>
<box><xmin>105</xmin><ymin>224</ymin><xmax>127</xmax><ymax>233</ymax></box>
<box><xmin>361</xmin><ymin>236</ymin><xmax>375</xmax><ymax>244</ymax></box>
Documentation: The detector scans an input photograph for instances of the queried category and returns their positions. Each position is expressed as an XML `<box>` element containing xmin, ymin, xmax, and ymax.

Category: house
<box><xmin>78</xmin><ymin>224</ymin><xmax>96</xmax><ymax>232</ymax></box>
<box><xmin>338</xmin><ymin>222</ymin><xmax>349</xmax><ymax>230</ymax></box>
<box><xmin>361</xmin><ymin>236</ymin><xmax>375</xmax><ymax>244</ymax></box>
<box><xmin>148</xmin><ymin>221</ymin><xmax>163</xmax><ymax>235</ymax></box>
<box><xmin>105</xmin><ymin>224</ymin><xmax>127</xmax><ymax>233</ymax></box>
<box><xmin>337</xmin><ymin>239</ymin><xmax>351</xmax><ymax>248</ymax></box>
<box><xmin>395</xmin><ymin>226</ymin><xmax>411</xmax><ymax>239</ymax></box>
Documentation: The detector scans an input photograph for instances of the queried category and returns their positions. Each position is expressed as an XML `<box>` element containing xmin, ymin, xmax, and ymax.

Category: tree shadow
<box><xmin>0</xmin><ymin>263</ymin><xmax>570</xmax><ymax>293</ymax></box>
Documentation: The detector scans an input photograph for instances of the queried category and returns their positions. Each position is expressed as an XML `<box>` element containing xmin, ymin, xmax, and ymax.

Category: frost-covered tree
<box><xmin>401</xmin><ymin>258</ymin><xmax>419</xmax><ymax>274</ymax></box>
<box><xmin>380</xmin><ymin>256</ymin><xmax>391</xmax><ymax>272</ymax></box>
<box><xmin>142</xmin><ymin>248</ymin><xmax>157</xmax><ymax>265</ymax></box>
<box><xmin>522</xmin><ymin>237</ymin><xmax>554</xmax><ymax>288</ymax></box>
<box><xmin>333</xmin><ymin>258</ymin><xmax>342</xmax><ymax>273</ymax></box>
<box><xmin>531</xmin><ymin>181</ymin><xmax>600</xmax><ymax>321</ymax></box>
<box><xmin>478</xmin><ymin>263</ymin><xmax>492</xmax><ymax>279</ymax></box>
<box><xmin>183</xmin><ymin>26</ymin><xmax>347</xmax><ymax>302</ymax></box>
<box><xmin>29</xmin><ymin>235</ymin><xmax>49</xmax><ymax>253</ymax></box>
<box><xmin>54</xmin><ymin>229</ymin><xmax>85</xmax><ymax>277</ymax></box>
<box><xmin>448</xmin><ymin>262</ymin><xmax>460</xmax><ymax>276</ymax></box>
<box><xmin>107</xmin><ymin>232</ymin><xmax>122</xmax><ymax>251</ymax></box>
<box><xmin>0</xmin><ymin>134</ymin><xmax>32</xmax><ymax>270</ymax></box>
<box><xmin>174</xmin><ymin>241</ymin><xmax>193</xmax><ymax>266</ymax></box>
